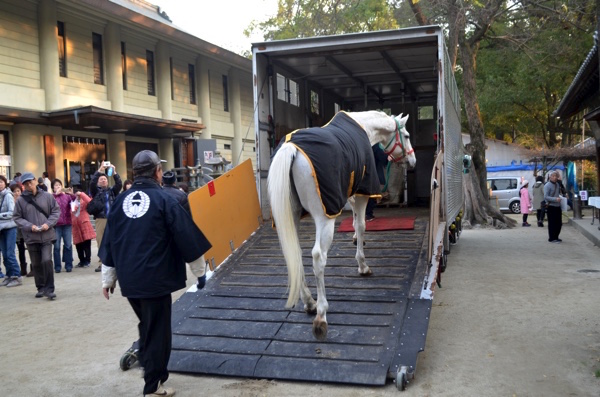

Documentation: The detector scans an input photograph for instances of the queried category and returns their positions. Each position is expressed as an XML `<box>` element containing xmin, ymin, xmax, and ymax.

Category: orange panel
<box><xmin>188</xmin><ymin>159</ymin><xmax>262</xmax><ymax>270</ymax></box>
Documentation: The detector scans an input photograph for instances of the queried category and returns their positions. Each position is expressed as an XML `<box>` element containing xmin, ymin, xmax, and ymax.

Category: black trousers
<box><xmin>536</xmin><ymin>209</ymin><xmax>545</xmax><ymax>223</ymax></box>
<box><xmin>128</xmin><ymin>294</ymin><xmax>172</xmax><ymax>395</ymax></box>
<box><xmin>27</xmin><ymin>242</ymin><xmax>54</xmax><ymax>293</ymax></box>
<box><xmin>75</xmin><ymin>240</ymin><xmax>92</xmax><ymax>264</ymax></box>
<box><xmin>17</xmin><ymin>237</ymin><xmax>28</xmax><ymax>275</ymax></box>
<box><xmin>546</xmin><ymin>206</ymin><xmax>562</xmax><ymax>241</ymax></box>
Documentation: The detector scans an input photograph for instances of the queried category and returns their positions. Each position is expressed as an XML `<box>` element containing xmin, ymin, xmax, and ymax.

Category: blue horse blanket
<box><xmin>282</xmin><ymin>112</ymin><xmax>381</xmax><ymax>217</ymax></box>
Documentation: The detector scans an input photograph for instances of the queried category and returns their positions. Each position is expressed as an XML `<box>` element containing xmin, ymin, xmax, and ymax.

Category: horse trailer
<box><xmin>168</xmin><ymin>25</ymin><xmax>464</xmax><ymax>391</ymax></box>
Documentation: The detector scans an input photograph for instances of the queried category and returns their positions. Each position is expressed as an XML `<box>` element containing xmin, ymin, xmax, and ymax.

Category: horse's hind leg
<box><xmin>311</xmin><ymin>217</ymin><xmax>335</xmax><ymax>340</ymax></box>
<box><xmin>353</xmin><ymin>195</ymin><xmax>372</xmax><ymax>276</ymax></box>
<box><xmin>291</xmin><ymin>208</ymin><xmax>317</xmax><ymax>314</ymax></box>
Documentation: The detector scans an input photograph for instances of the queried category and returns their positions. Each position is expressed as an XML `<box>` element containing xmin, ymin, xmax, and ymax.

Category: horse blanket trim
<box><xmin>285</xmin><ymin>111</ymin><xmax>381</xmax><ymax>218</ymax></box>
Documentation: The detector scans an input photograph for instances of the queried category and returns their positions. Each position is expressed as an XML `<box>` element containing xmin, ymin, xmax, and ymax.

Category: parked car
<box><xmin>487</xmin><ymin>176</ymin><xmax>521</xmax><ymax>213</ymax></box>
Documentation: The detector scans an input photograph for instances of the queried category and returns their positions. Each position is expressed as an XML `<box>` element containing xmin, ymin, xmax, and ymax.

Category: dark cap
<box><xmin>132</xmin><ymin>150</ymin><xmax>166</xmax><ymax>172</ymax></box>
<box><xmin>20</xmin><ymin>172</ymin><xmax>35</xmax><ymax>183</ymax></box>
<box><xmin>162</xmin><ymin>171</ymin><xmax>176</xmax><ymax>185</ymax></box>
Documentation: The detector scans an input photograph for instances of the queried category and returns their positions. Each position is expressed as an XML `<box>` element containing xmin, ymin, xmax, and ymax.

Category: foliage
<box><xmin>476</xmin><ymin>0</ymin><xmax>595</xmax><ymax>149</ymax></box>
<box><xmin>245</xmin><ymin>0</ymin><xmax>399</xmax><ymax>40</ymax></box>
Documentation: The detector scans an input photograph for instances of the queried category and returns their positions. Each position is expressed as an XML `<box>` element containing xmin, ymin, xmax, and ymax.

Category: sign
<box><xmin>580</xmin><ymin>190</ymin><xmax>588</xmax><ymax>201</ymax></box>
<box><xmin>207</xmin><ymin>180</ymin><xmax>216</xmax><ymax>197</ymax></box>
<box><xmin>204</xmin><ymin>151</ymin><xmax>214</xmax><ymax>163</ymax></box>
<box><xmin>0</xmin><ymin>155</ymin><xmax>11</xmax><ymax>166</ymax></box>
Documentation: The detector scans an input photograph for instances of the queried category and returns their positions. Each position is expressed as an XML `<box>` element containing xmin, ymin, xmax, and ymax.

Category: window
<box><xmin>92</xmin><ymin>33</ymin><xmax>104</xmax><ymax>85</ymax></box>
<box><xmin>224</xmin><ymin>144</ymin><xmax>231</xmax><ymax>150</ymax></box>
<box><xmin>334</xmin><ymin>103</ymin><xmax>341</xmax><ymax>113</ymax></box>
<box><xmin>418</xmin><ymin>105</ymin><xmax>434</xmax><ymax>120</ymax></box>
<box><xmin>188</xmin><ymin>64</ymin><xmax>196</xmax><ymax>104</ymax></box>
<box><xmin>276</xmin><ymin>73</ymin><xmax>299</xmax><ymax>107</ymax></box>
<box><xmin>146</xmin><ymin>50</ymin><xmax>155</xmax><ymax>96</ymax></box>
<box><xmin>57</xmin><ymin>21</ymin><xmax>66</xmax><ymax>77</ymax></box>
<box><xmin>169</xmin><ymin>58</ymin><xmax>174</xmax><ymax>100</ymax></box>
<box><xmin>310</xmin><ymin>90</ymin><xmax>319</xmax><ymax>115</ymax></box>
<box><xmin>121</xmin><ymin>42</ymin><xmax>127</xmax><ymax>90</ymax></box>
<box><xmin>222</xmin><ymin>75</ymin><xmax>229</xmax><ymax>112</ymax></box>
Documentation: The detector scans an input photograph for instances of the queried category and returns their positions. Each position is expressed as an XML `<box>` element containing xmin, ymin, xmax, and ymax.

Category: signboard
<box><xmin>580</xmin><ymin>190</ymin><xmax>588</xmax><ymax>201</ymax></box>
<box><xmin>204</xmin><ymin>150</ymin><xmax>213</xmax><ymax>163</ymax></box>
<box><xmin>0</xmin><ymin>155</ymin><xmax>11</xmax><ymax>166</ymax></box>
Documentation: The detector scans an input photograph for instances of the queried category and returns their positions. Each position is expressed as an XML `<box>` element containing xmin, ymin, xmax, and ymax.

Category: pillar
<box><xmin>196</xmin><ymin>55</ymin><xmax>212</xmax><ymax>138</ymax></box>
<box><xmin>107</xmin><ymin>133</ymin><xmax>126</xmax><ymax>180</ymax></box>
<box><xmin>159</xmin><ymin>138</ymin><xmax>175</xmax><ymax>170</ymax></box>
<box><xmin>229</xmin><ymin>68</ymin><xmax>243</xmax><ymax>166</ymax></box>
<box><xmin>156</xmin><ymin>40</ymin><xmax>172</xmax><ymax>120</ymax></box>
<box><xmin>38</xmin><ymin>0</ymin><xmax>60</xmax><ymax>110</ymax></box>
<box><xmin>105</xmin><ymin>22</ymin><xmax>124</xmax><ymax>112</ymax></box>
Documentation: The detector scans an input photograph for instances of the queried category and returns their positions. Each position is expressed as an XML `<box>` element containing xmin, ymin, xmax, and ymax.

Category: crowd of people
<box><xmin>0</xmin><ymin>162</ymin><xmax>194</xmax><ymax>292</ymax></box>
<box><xmin>1</xmin><ymin>152</ymin><xmax>210</xmax><ymax>396</ymax></box>
<box><xmin>520</xmin><ymin>170</ymin><xmax>567</xmax><ymax>243</ymax></box>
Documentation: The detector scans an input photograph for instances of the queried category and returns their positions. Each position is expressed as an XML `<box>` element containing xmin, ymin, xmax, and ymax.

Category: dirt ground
<box><xmin>2</xmin><ymin>213</ymin><xmax>600</xmax><ymax>396</ymax></box>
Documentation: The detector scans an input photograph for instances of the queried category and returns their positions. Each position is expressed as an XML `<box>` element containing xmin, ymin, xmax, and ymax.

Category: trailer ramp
<box><xmin>170</xmin><ymin>209</ymin><xmax>431</xmax><ymax>386</ymax></box>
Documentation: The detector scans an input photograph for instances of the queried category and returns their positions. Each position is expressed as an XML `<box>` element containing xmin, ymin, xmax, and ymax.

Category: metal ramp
<box><xmin>169</xmin><ymin>211</ymin><xmax>432</xmax><ymax>386</ymax></box>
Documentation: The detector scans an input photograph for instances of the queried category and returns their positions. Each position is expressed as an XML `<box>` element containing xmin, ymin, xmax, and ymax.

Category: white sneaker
<box><xmin>0</xmin><ymin>277</ymin><xmax>12</xmax><ymax>287</ymax></box>
<box><xmin>144</xmin><ymin>384</ymin><xmax>175</xmax><ymax>396</ymax></box>
<box><xmin>6</xmin><ymin>277</ymin><xmax>23</xmax><ymax>287</ymax></box>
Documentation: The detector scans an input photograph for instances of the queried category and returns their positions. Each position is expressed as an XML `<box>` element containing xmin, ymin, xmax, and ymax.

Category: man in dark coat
<box><xmin>100</xmin><ymin>150</ymin><xmax>211</xmax><ymax>397</ymax></box>
<box><xmin>13</xmin><ymin>172</ymin><xmax>61</xmax><ymax>299</ymax></box>
<box><xmin>162</xmin><ymin>171</ymin><xmax>190</xmax><ymax>213</ymax></box>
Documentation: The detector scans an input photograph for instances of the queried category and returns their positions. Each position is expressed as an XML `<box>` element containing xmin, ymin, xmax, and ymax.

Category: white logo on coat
<box><xmin>122</xmin><ymin>191</ymin><xmax>150</xmax><ymax>219</ymax></box>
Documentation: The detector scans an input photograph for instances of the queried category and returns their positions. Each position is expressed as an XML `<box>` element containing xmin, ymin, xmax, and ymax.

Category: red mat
<box><xmin>337</xmin><ymin>216</ymin><xmax>416</xmax><ymax>232</ymax></box>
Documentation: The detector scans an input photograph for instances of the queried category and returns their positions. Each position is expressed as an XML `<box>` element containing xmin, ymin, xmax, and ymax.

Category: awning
<box><xmin>0</xmin><ymin>105</ymin><xmax>204</xmax><ymax>139</ymax></box>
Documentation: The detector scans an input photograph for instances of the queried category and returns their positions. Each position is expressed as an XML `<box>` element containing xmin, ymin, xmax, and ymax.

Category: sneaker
<box><xmin>66</xmin><ymin>268</ymin><xmax>72</xmax><ymax>273</ymax></box>
<box><xmin>522</xmin><ymin>223</ymin><xmax>530</xmax><ymax>227</ymax></box>
<box><xmin>537</xmin><ymin>222</ymin><xmax>544</xmax><ymax>227</ymax></box>
<box><xmin>366</xmin><ymin>215</ymin><xmax>375</xmax><ymax>222</ymax></box>
<box><xmin>26</xmin><ymin>271</ymin><xmax>34</xmax><ymax>278</ymax></box>
<box><xmin>35</xmin><ymin>291</ymin><xmax>45</xmax><ymax>298</ymax></box>
<box><xmin>0</xmin><ymin>277</ymin><xmax>11</xmax><ymax>287</ymax></box>
<box><xmin>95</xmin><ymin>265</ymin><xmax>102</xmax><ymax>272</ymax></box>
<box><xmin>44</xmin><ymin>291</ymin><xmax>57</xmax><ymax>300</ymax></box>
<box><xmin>550</xmin><ymin>240</ymin><xmax>562</xmax><ymax>243</ymax></box>
<box><xmin>6</xmin><ymin>277</ymin><xmax>23</xmax><ymax>287</ymax></box>
<box><xmin>55</xmin><ymin>269</ymin><xmax>61</xmax><ymax>274</ymax></box>
<box><xmin>145</xmin><ymin>384</ymin><xmax>175</xmax><ymax>397</ymax></box>
<box><xmin>83</xmin><ymin>262</ymin><xmax>90</xmax><ymax>268</ymax></box>
<box><xmin>76</xmin><ymin>262</ymin><xmax>85</xmax><ymax>268</ymax></box>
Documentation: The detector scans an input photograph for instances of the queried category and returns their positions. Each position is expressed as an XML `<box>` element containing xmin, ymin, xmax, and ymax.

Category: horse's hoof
<box><xmin>359</xmin><ymin>268</ymin><xmax>373</xmax><ymax>277</ymax></box>
<box><xmin>312</xmin><ymin>319</ymin><xmax>328</xmax><ymax>341</ymax></box>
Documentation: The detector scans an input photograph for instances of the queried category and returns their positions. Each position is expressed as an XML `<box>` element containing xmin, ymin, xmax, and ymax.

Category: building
<box><xmin>0</xmin><ymin>0</ymin><xmax>255</xmax><ymax>191</ymax></box>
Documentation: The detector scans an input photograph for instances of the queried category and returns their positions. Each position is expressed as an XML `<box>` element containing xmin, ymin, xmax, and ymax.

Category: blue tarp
<box><xmin>487</xmin><ymin>164</ymin><xmax>565</xmax><ymax>172</ymax></box>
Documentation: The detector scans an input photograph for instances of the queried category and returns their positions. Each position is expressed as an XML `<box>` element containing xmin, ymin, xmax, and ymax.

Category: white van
<box><xmin>487</xmin><ymin>176</ymin><xmax>521</xmax><ymax>213</ymax></box>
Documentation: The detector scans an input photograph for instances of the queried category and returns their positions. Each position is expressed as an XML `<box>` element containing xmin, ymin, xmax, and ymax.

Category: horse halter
<box><xmin>382</xmin><ymin>119</ymin><xmax>414</xmax><ymax>163</ymax></box>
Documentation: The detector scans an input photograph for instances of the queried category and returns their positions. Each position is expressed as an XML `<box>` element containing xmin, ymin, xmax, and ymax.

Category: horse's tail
<box><xmin>268</xmin><ymin>143</ymin><xmax>304</xmax><ymax>309</ymax></box>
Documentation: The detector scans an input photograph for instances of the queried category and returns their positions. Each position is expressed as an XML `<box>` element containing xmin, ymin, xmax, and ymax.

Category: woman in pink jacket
<box><xmin>71</xmin><ymin>191</ymin><xmax>96</xmax><ymax>268</ymax></box>
<box><xmin>520</xmin><ymin>180</ymin><xmax>532</xmax><ymax>227</ymax></box>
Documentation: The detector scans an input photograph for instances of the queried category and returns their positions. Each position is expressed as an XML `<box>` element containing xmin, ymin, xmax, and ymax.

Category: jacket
<box><xmin>520</xmin><ymin>186</ymin><xmax>531</xmax><ymax>214</ymax></box>
<box><xmin>13</xmin><ymin>189</ymin><xmax>60</xmax><ymax>244</ymax></box>
<box><xmin>71</xmin><ymin>192</ymin><xmax>96</xmax><ymax>244</ymax></box>
<box><xmin>90</xmin><ymin>171</ymin><xmax>122</xmax><ymax>219</ymax></box>
<box><xmin>99</xmin><ymin>177</ymin><xmax>211</xmax><ymax>298</ymax></box>
<box><xmin>0</xmin><ymin>188</ymin><xmax>17</xmax><ymax>231</ymax></box>
<box><xmin>543</xmin><ymin>181</ymin><xmax>561</xmax><ymax>208</ymax></box>
<box><xmin>53</xmin><ymin>192</ymin><xmax>76</xmax><ymax>226</ymax></box>
<box><xmin>531</xmin><ymin>181</ymin><xmax>545</xmax><ymax>210</ymax></box>
<box><xmin>163</xmin><ymin>185</ymin><xmax>190</xmax><ymax>213</ymax></box>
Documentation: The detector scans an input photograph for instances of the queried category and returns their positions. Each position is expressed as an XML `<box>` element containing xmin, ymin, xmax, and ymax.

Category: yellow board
<box><xmin>188</xmin><ymin>159</ymin><xmax>263</xmax><ymax>270</ymax></box>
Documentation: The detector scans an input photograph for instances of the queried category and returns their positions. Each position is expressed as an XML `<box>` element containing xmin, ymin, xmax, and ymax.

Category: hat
<box><xmin>132</xmin><ymin>150</ymin><xmax>166</xmax><ymax>172</ymax></box>
<box><xmin>522</xmin><ymin>180</ymin><xmax>529</xmax><ymax>186</ymax></box>
<box><xmin>20</xmin><ymin>172</ymin><xmax>35</xmax><ymax>183</ymax></box>
<box><xmin>162</xmin><ymin>171</ymin><xmax>176</xmax><ymax>185</ymax></box>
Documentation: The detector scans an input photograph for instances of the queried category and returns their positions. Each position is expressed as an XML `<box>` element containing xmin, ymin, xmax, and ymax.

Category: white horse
<box><xmin>268</xmin><ymin>111</ymin><xmax>417</xmax><ymax>340</ymax></box>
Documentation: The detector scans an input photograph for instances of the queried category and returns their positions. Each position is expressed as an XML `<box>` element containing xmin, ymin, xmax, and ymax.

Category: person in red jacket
<box><xmin>52</xmin><ymin>179</ymin><xmax>76</xmax><ymax>272</ymax></box>
<box><xmin>71</xmin><ymin>190</ymin><xmax>96</xmax><ymax>268</ymax></box>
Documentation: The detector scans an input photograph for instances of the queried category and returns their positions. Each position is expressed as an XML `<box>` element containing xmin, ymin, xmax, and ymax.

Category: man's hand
<box><xmin>197</xmin><ymin>275</ymin><xmax>206</xmax><ymax>290</ymax></box>
<box><xmin>103</xmin><ymin>287</ymin><xmax>115</xmax><ymax>300</ymax></box>
<box><xmin>40</xmin><ymin>224</ymin><xmax>49</xmax><ymax>232</ymax></box>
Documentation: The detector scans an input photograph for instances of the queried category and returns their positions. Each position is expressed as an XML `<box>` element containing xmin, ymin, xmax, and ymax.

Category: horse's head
<box><xmin>381</xmin><ymin>114</ymin><xmax>416</xmax><ymax>169</ymax></box>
